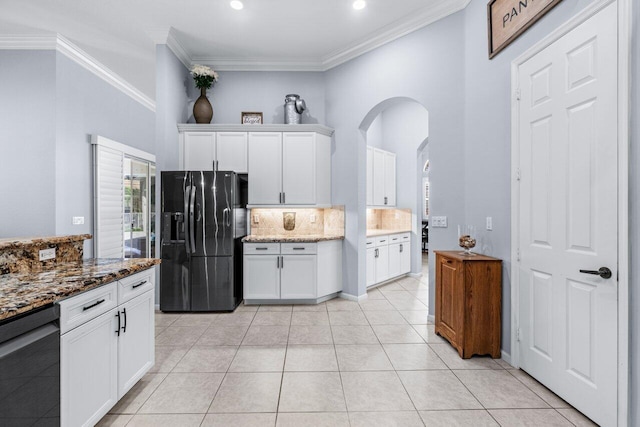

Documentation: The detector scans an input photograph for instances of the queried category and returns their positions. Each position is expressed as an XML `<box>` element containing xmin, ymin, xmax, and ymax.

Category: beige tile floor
<box><xmin>98</xmin><ymin>256</ymin><xmax>597</xmax><ymax>427</ymax></box>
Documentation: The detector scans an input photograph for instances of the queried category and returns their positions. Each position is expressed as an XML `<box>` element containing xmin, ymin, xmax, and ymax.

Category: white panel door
<box><xmin>217</xmin><ymin>132</ymin><xmax>248</xmax><ymax>173</ymax></box>
<box><xmin>184</xmin><ymin>132</ymin><xmax>215</xmax><ymax>170</ymax></box>
<box><xmin>366</xmin><ymin>247</ymin><xmax>376</xmax><ymax>287</ymax></box>
<box><xmin>375</xmin><ymin>245</ymin><xmax>389</xmax><ymax>283</ymax></box>
<box><xmin>248</xmin><ymin>132</ymin><xmax>282</xmax><ymax>205</ymax></box>
<box><xmin>372</xmin><ymin>149</ymin><xmax>385</xmax><ymax>206</ymax></box>
<box><xmin>117</xmin><ymin>291</ymin><xmax>154</xmax><ymax>399</ymax></box>
<box><xmin>281</xmin><ymin>255</ymin><xmax>316</xmax><ymax>299</ymax></box>
<box><xmin>282</xmin><ymin>132</ymin><xmax>315</xmax><ymax>204</ymax></box>
<box><xmin>61</xmin><ymin>309</ymin><xmax>118</xmax><ymax>427</ymax></box>
<box><xmin>383</xmin><ymin>151</ymin><xmax>396</xmax><ymax>206</ymax></box>
<box><xmin>388</xmin><ymin>243</ymin><xmax>401</xmax><ymax>279</ymax></box>
<box><xmin>244</xmin><ymin>255</ymin><xmax>280</xmax><ymax>299</ymax></box>
<box><xmin>400</xmin><ymin>242</ymin><xmax>411</xmax><ymax>274</ymax></box>
<box><xmin>366</xmin><ymin>146</ymin><xmax>374</xmax><ymax>205</ymax></box>
<box><xmin>516</xmin><ymin>4</ymin><xmax>618</xmax><ymax>426</ymax></box>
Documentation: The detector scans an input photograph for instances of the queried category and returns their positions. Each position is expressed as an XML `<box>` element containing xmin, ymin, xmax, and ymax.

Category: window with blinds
<box><xmin>92</xmin><ymin>136</ymin><xmax>156</xmax><ymax>259</ymax></box>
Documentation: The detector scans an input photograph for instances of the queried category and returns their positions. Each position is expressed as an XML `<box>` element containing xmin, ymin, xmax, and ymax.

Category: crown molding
<box><xmin>166</xmin><ymin>28</ymin><xmax>192</xmax><ymax>70</ymax></box>
<box><xmin>0</xmin><ymin>34</ymin><xmax>155</xmax><ymax>112</ymax></box>
<box><xmin>184</xmin><ymin>0</ymin><xmax>471</xmax><ymax>72</ymax></box>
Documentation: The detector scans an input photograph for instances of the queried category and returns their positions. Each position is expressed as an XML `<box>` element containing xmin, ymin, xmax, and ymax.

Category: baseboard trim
<box><xmin>340</xmin><ymin>292</ymin><xmax>368</xmax><ymax>303</ymax></box>
<box><xmin>408</xmin><ymin>272</ymin><xmax>423</xmax><ymax>279</ymax></box>
<box><xmin>501</xmin><ymin>350</ymin><xmax>513</xmax><ymax>366</ymax></box>
<box><xmin>427</xmin><ymin>314</ymin><xmax>435</xmax><ymax>323</ymax></box>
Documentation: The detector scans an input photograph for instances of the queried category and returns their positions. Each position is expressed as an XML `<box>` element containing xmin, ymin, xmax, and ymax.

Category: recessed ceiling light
<box><xmin>353</xmin><ymin>0</ymin><xmax>366</xmax><ymax>10</ymax></box>
<box><xmin>230</xmin><ymin>0</ymin><xmax>244</xmax><ymax>10</ymax></box>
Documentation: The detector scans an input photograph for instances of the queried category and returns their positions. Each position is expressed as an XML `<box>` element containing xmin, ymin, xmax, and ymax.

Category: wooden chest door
<box><xmin>435</xmin><ymin>254</ymin><xmax>463</xmax><ymax>349</ymax></box>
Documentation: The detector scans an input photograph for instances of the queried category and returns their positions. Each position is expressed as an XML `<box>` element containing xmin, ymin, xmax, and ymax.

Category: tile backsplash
<box><xmin>250</xmin><ymin>207</ymin><xmax>344</xmax><ymax>236</ymax></box>
<box><xmin>366</xmin><ymin>208</ymin><xmax>412</xmax><ymax>231</ymax></box>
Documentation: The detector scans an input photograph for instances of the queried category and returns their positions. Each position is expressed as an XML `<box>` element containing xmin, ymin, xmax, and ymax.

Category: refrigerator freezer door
<box><xmin>160</xmin><ymin>244</ymin><xmax>190</xmax><ymax>311</ymax></box>
<box><xmin>190</xmin><ymin>256</ymin><xmax>238</xmax><ymax>311</ymax></box>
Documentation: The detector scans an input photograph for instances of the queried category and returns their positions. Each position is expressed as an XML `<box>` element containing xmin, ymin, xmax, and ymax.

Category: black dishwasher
<box><xmin>0</xmin><ymin>305</ymin><xmax>60</xmax><ymax>426</ymax></box>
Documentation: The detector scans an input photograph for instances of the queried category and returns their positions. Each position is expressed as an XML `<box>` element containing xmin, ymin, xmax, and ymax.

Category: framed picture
<box><xmin>487</xmin><ymin>0</ymin><xmax>563</xmax><ymax>58</ymax></box>
<box><xmin>241</xmin><ymin>112</ymin><xmax>263</xmax><ymax>124</ymax></box>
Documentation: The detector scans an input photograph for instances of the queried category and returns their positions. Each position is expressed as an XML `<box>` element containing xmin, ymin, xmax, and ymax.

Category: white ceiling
<box><xmin>0</xmin><ymin>0</ymin><xmax>470</xmax><ymax>100</ymax></box>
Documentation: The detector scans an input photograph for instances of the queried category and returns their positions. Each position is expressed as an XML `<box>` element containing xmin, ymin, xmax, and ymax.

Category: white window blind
<box><xmin>94</xmin><ymin>145</ymin><xmax>125</xmax><ymax>258</ymax></box>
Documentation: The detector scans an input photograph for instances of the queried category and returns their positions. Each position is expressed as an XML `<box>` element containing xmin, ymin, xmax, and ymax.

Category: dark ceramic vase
<box><xmin>193</xmin><ymin>87</ymin><xmax>213</xmax><ymax>124</ymax></box>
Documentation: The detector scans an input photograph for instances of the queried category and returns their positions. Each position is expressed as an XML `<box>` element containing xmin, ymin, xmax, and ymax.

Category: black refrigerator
<box><xmin>160</xmin><ymin>171</ymin><xmax>247</xmax><ymax>312</ymax></box>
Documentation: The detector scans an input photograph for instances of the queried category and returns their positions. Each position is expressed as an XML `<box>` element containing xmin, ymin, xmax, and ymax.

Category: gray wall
<box><xmin>186</xmin><ymin>71</ymin><xmax>326</xmax><ymax>125</ymax></box>
<box><xmin>55</xmin><ymin>53</ymin><xmax>155</xmax><ymax>257</ymax></box>
<box><xmin>324</xmin><ymin>12</ymin><xmax>467</xmax><ymax>298</ymax></box>
<box><xmin>629</xmin><ymin>0</ymin><xmax>639</xmax><ymax>419</ymax></box>
<box><xmin>0</xmin><ymin>51</ymin><xmax>57</xmax><ymax>237</ymax></box>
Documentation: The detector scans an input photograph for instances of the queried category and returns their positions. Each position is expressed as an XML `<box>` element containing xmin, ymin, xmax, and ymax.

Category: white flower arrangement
<box><xmin>190</xmin><ymin>64</ymin><xmax>219</xmax><ymax>89</ymax></box>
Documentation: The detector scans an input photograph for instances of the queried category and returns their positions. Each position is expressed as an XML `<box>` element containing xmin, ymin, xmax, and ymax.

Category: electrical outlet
<box><xmin>310</xmin><ymin>214</ymin><xmax>317</xmax><ymax>223</ymax></box>
<box><xmin>486</xmin><ymin>216</ymin><xmax>493</xmax><ymax>231</ymax></box>
<box><xmin>39</xmin><ymin>248</ymin><xmax>56</xmax><ymax>261</ymax></box>
<box><xmin>431</xmin><ymin>216</ymin><xmax>448</xmax><ymax>227</ymax></box>
<box><xmin>73</xmin><ymin>216</ymin><xmax>84</xmax><ymax>225</ymax></box>
<box><xmin>253</xmin><ymin>214</ymin><xmax>259</xmax><ymax>224</ymax></box>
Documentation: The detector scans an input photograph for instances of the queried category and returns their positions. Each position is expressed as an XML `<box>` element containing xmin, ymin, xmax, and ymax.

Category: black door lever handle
<box><xmin>579</xmin><ymin>267</ymin><xmax>612</xmax><ymax>279</ymax></box>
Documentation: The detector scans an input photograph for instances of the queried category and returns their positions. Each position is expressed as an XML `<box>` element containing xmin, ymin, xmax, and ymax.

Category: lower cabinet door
<box><xmin>280</xmin><ymin>255</ymin><xmax>317</xmax><ymax>299</ymax></box>
<box><xmin>388</xmin><ymin>243</ymin><xmax>401</xmax><ymax>278</ymax></box>
<box><xmin>117</xmin><ymin>290</ymin><xmax>154</xmax><ymax>399</ymax></box>
<box><xmin>400</xmin><ymin>242</ymin><xmax>411</xmax><ymax>274</ymax></box>
<box><xmin>375</xmin><ymin>245</ymin><xmax>390</xmax><ymax>283</ymax></box>
<box><xmin>366</xmin><ymin>247</ymin><xmax>376</xmax><ymax>287</ymax></box>
<box><xmin>61</xmin><ymin>309</ymin><xmax>118</xmax><ymax>427</ymax></box>
<box><xmin>244</xmin><ymin>255</ymin><xmax>280</xmax><ymax>299</ymax></box>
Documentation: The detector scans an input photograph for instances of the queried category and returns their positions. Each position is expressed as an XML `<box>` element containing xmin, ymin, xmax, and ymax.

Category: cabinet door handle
<box><xmin>446</xmin><ymin>259</ymin><xmax>452</xmax><ymax>264</ymax></box>
<box><xmin>282</xmin><ymin>192</ymin><xmax>286</xmax><ymax>204</ymax></box>
<box><xmin>115</xmin><ymin>311</ymin><xmax>121</xmax><ymax>336</ymax></box>
<box><xmin>400</xmin><ymin>244</ymin><xmax>403</xmax><ymax>253</ymax></box>
<box><xmin>256</xmin><ymin>247</ymin><xmax>269</xmax><ymax>251</ymax></box>
<box><xmin>375</xmin><ymin>248</ymin><xmax>379</xmax><ymax>258</ymax></box>
<box><xmin>293</xmin><ymin>247</ymin><xmax>305</xmax><ymax>250</ymax></box>
<box><xmin>132</xmin><ymin>280</ymin><xmax>146</xmax><ymax>289</ymax></box>
<box><xmin>281</xmin><ymin>255</ymin><xmax>284</xmax><ymax>268</ymax></box>
<box><xmin>121</xmin><ymin>308</ymin><xmax>127</xmax><ymax>333</ymax></box>
<box><xmin>384</xmin><ymin>196</ymin><xmax>388</xmax><ymax>205</ymax></box>
<box><xmin>83</xmin><ymin>299</ymin><xmax>105</xmax><ymax>311</ymax></box>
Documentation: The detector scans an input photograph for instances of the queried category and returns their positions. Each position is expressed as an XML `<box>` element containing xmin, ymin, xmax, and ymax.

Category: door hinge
<box><xmin>516</xmin><ymin>168</ymin><xmax>521</xmax><ymax>181</ymax></box>
<box><xmin>516</xmin><ymin>248</ymin><xmax>520</xmax><ymax>262</ymax></box>
<box><xmin>515</xmin><ymin>88</ymin><xmax>521</xmax><ymax>101</ymax></box>
<box><xmin>516</xmin><ymin>328</ymin><xmax>522</xmax><ymax>342</ymax></box>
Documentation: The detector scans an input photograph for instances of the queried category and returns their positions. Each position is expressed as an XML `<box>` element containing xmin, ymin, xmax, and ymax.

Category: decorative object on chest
<box><xmin>434</xmin><ymin>250</ymin><xmax>502</xmax><ymax>359</ymax></box>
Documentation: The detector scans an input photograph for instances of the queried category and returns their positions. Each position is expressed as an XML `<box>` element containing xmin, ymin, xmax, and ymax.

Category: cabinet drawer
<box><xmin>375</xmin><ymin>236</ymin><xmax>389</xmax><ymax>247</ymax></box>
<box><xmin>244</xmin><ymin>243</ymin><xmax>280</xmax><ymax>254</ymax></box>
<box><xmin>399</xmin><ymin>232</ymin><xmax>411</xmax><ymax>242</ymax></box>
<box><xmin>389</xmin><ymin>234</ymin><xmax>402</xmax><ymax>243</ymax></box>
<box><xmin>280</xmin><ymin>243</ymin><xmax>317</xmax><ymax>255</ymax></box>
<box><xmin>59</xmin><ymin>282</ymin><xmax>118</xmax><ymax>334</ymax></box>
<box><xmin>118</xmin><ymin>269</ymin><xmax>155</xmax><ymax>304</ymax></box>
<box><xmin>366</xmin><ymin>237</ymin><xmax>375</xmax><ymax>247</ymax></box>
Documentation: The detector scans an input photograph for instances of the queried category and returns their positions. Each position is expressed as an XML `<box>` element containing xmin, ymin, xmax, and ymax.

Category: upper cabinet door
<box><xmin>282</xmin><ymin>132</ymin><xmax>316</xmax><ymax>205</ymax></box>
<box><xmin>248</xmin><ymin>132</ymin><xmax>282</xmax><ymax>205</ymax></box>
<box><xmin>217</xmin><ymin>132</ymin><xmax>248</xmax><ymax>173</ymax></box>
<box><xmin>372</xmin><ymin>148</ymin><xmax>386</xmax><ymax>206</ymax></box>
<box><xmin>184</xmin><ymin>132</ymin><xmax>215</xmax><ymax>171</ymax></box>
<box><xmin>366</xmin><ymin>147</ymin><xmax>374</xmax><ymax>206</ymax></box>
<box><xmin>384</xmin><ymin>151</ymin><xmax>396</xmax><ymax>206</ymax></box>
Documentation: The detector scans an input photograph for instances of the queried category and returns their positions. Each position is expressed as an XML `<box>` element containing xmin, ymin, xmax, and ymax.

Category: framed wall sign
<box><xmin>241</xmin><ymin>112</ymin><xmax>263</xmax><ymax>124</ymax></box>
<box><xmin>488</xmin><ymin>0</ymin><xmax>563</xmax><ymax>58</ymax></box>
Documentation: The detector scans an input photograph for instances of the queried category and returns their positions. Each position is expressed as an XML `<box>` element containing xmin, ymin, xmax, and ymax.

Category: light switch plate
<box><xmin>486</xmin><ymin>216</ymin><xmax>493</xmax><ymax>231</ymax></box>
<box><xmin>253</xmin><ymin>214</ymin><xmax>259</xmax><ymax>224</ymax></box>
<box><xmin>310</xmin><ymin>214</ymin><xmax>317</xmax><ymax>223</ymax></box>
<box><xmin>39</xmin><ymin>248</ymin><xmax>56</xmax><ymax>261</ymax></box>
<box><xmin>431</xmin><ymin>216</ymin><xmax>448</xmax><ymax>227</ymax></box>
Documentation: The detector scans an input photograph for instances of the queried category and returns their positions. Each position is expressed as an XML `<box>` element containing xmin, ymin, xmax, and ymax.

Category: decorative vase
<box><xmin>458</xmin><ymin>224</ymin><xmax>477</xmax><ymax>255</ymax></box>
<box><xmin>193</xmin><ymin>87</ymin><xmax>213</xmax><ymax>124</ymax></box>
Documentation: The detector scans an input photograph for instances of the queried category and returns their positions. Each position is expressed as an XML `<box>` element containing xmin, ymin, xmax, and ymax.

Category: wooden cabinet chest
<box><xmin>434</xmin><ymin>251</ymin><xmax>502</xmax><ymax>359</ymax></box>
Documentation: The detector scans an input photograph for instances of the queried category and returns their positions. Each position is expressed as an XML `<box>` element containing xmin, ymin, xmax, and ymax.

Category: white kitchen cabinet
<box><xmin>369</xmin><ymin>147</ymin><xmax>396</xmax><ymax>207</ymax></box>
<box><xmin>248</xmin><ymin>132</ymin><xmax>331</xmax><ymax>206</ymax></box>
<box><xmin>61</xmin><ymin>309</ymin><xmax>118</xmax><ymax>427</ymax></box>
<box><xmin>243</xmin><ymin>254</ymin><xmax>281</xmax><ymax>299</ymax></box>
<box><xmin>180</xmin><ymin>131</ymin><xmax>248</xmax><ymax>173</ymax></box>
<box><xmin>60</xmin><ymin>268</ymin><xmax>156</xmax><ymax>427</ymax></box>
<box><xmin>367</xmin><ymin>233</ymin><xmax>411</xmax><ymax>288</ymax></box>
<box><xmin>281</xmin><ymin>254</ymin><xmax>317</xmax><ymax>299</ymax></box>
<box><xmin>217</xmin><ymin>132</ymin><xmax>248</xmax><ymax>173</ymax></box>
<box><xmin>117</xmin><ymin>291</ymin><xmax>154</xmax><ymax>399</ymax></box>
<box><xmin>366</xmin><ymin>146</ymin><xmax>374</xmax><ymax>206</ymax></box>
<box><xmin>183</xmin><ymin>132</ymin><xmax>215</xmax><ymax>170</ymax></box>
<box><xmin>248</xmin><ymin>132</ymin><xmax>282</xmax><ymax>205</ymax></box>
<box><xmin>244</xmin><ymin>241</ymin><xmax>341</xmax><ymax>302</ymax></box>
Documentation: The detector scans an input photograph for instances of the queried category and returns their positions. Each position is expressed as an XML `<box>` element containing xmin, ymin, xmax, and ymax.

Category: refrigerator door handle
<box><xmin>223</xmin><ymin>208</ymin><xmax>231</xmax><ymax>227</ymax></box>
<box><xmin>189</xmin><ymin>185</ymin><xmax>197</xmax><ymax>254</ymax></box>
<box><xmin>183</xmin><ymin>185</ymin><xmax>191</xmax><ymax>254</ymax></box>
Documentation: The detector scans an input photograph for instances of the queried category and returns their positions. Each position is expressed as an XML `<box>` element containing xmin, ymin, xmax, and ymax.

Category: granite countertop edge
<box><xmin>0</xmin><ymin>258</ymin><xmax>160</xmax><ymax>322</ymax></box>
<box><xmin>243</xmin><ymin>235</ymin><xmax>345</xmax><ymax>243</ymax></box>
<box><xmin>0</xmin><ymin>234</ymin><xmax>92</xmax><ymax>250</ymax></box>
